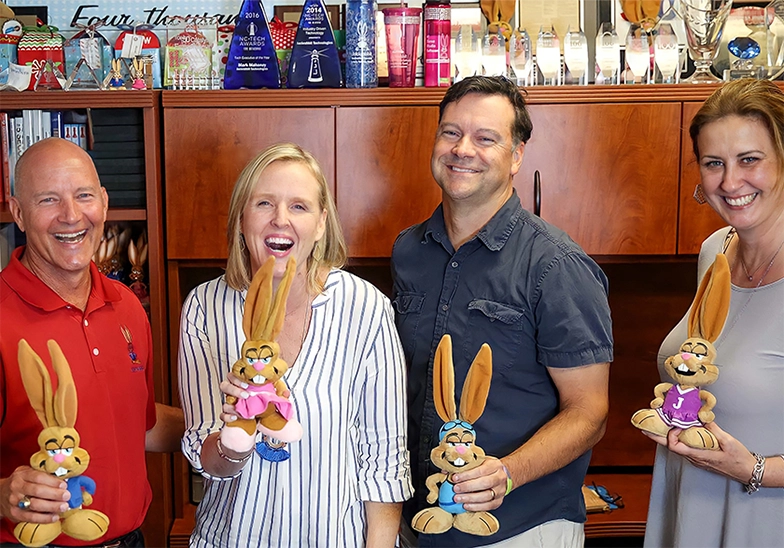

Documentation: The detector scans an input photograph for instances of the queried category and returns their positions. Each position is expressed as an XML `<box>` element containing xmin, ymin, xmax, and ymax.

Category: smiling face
<box><xmin>31</xmin><ymin>426</ymin><xmax>89</xmax><ymax>479</ymax></box>
<box><xmin>241</xmin><ymin>161</ymin><xmax>327</xmax><ymax>280</ymax></box>
<box><xmin>663</xmin><ymin>337</ymin><xmax>720</xmax><ymax>388</ymax></box>
<box><xmin>9</xmin><ymin>139</ymin><xmax>108</xmax><ymax>285</ymax></box>
<box><xmin>431</xmin><ymin>93</ymin><xmax>525</xmax><ymax>210</ymax></box>
<box><xmin>430</xmin><ymin>424</ymin><xmax>486</xmax><ymax>474</ymax></box>
<box><xmin>697</xmin><ymin>115</ymin><xmax>784</xmax><ymax>235</ymax></box>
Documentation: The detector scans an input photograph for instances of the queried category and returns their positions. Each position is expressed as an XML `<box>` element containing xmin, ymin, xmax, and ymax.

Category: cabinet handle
<box><xmin>534</xmin><ymin>170</ymin><xmax>541</xmax><ymax>217</ymax></box>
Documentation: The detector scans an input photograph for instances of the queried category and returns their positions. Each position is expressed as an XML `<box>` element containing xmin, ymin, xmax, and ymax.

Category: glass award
<box><xmin>654</xmin><ymin>22</ymin><xmax>681</xmax><ymax>84</ymax></box>
<box><xmin>482</xmin><ymin>29</ymin><xmax>506</xmax><ymax>77</ymax></box>
<box><xmin>224</xmin><ymin>0</ymin><xmax>281</xmax><ymax>89</ymax></box>
<box><xmin>768</xmin><ymin>0</ymin><xmax>784</xmax><ymax>79</ymax></box>
<box><xmin>288</xmin><ymin>0</ymin><xmax>342</xmax><ymax>88</ymax></box>
<box><xmin>563</xmin><ymin>26</ymin><xmax>588</xmax><ymax>85</ymax></box>
<box><xmin>510</xmin><ymin>29</ymin><xmax>533</xmax><ymax>86</ymax></box>
<box><xmin>595</xmin><ymin>22</ymin><xmax>620</xmax><ymax>84</ymax></box>
<box><xmin>453</xmin><ymin>24</ymin><xmax>480</xmax><ymax>83</ymax></box>
<box><xmin>677</xmin><ymin>0</ymin><xmax>732</xmax><ymax>83</ymax></box>
<box><xmin>625</xmin><ymin>24</ymin><xmax>651</xmax><ymax>84</ymax></box>
<box><xmin>724</xmin><ymin>37</ymin><xmax>766</xmax><ymax>80</ymax></box>
<box><xmin>536</xmin><ymin>25</ymin><xmax>561</xmax><ymax>86</ymax></box>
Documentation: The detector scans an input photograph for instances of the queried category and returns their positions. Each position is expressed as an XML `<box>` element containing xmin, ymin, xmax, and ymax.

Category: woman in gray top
<box><xmin>644</xmin><ymin>79</ymin><xmax>784</xmax><ymax>547</ymax></box>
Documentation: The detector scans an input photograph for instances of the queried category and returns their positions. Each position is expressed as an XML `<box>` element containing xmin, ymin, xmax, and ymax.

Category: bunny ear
<box><xmin>264</xmin><ymin>257</ymin><xmax>296</xmax><ymax>340</ymax></box>
<box><xmin>459</xmin><ymin>343</ymin><xmax>492</xmax><ymax>424</ymax></box>
<box><xmin>47</xmin><ymin>341</ymin><xmax>78</xmax><ymax>428</ymax></box>
<box><xmin>432</xmin><ymin>335</ymin><xmax>457</xmax><ymax>423</ymax></box>
<box><xmin>244</xmin><ymin>257</ymin><xmax>274</xmax><ymax>340</ymax></box>
<box><xmin>128</xmin><ymin>239</ymin><xmax>137</xmax><ymax>264</ymax></box>
<box><xmin>17</xmin><ymin>339</ymin><xmax>55</xmax><ymax>429</ymax></box>
<box><xmin>688</xmin><ymin>253</ymin><xmax>731</xmax><ymax>342</ymax></box>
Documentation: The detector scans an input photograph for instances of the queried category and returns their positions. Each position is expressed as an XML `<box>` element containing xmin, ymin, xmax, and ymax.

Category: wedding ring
<box><xmin>488</xmin><ymin>488</ymin><xmax>496</xmax><ymax>500</ymax></box>
<box><xmin>17</xmin><ymin>496</ymin><xmax>31</xmax><ymax>510</ymax></box>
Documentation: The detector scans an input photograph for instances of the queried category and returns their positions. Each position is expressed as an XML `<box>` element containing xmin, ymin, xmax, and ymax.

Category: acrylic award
<box><xmin>224</xmin><ymin>0</ymin><xmax>280</xmax><ymax>89</ymax></box>
<box><xmin>287</xmin><ymin>0</ymin><xmax>342</xmax><ymax>88</ymax></box>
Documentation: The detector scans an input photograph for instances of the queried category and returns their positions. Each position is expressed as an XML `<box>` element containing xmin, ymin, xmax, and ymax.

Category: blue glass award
<box><xmin>224</xmin><ymin>0</ymin><xmax>281</xmax><ymax>89</ymax></box>
<box><xmin>287</xmin><ymin>0</ymin><xmax>343</xmax><ymax>88</ymax></box>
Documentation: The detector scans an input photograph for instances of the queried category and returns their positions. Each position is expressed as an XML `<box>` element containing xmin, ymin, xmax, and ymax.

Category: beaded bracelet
<box><xmin>744</xmin><ymin>453</ymin><xmax>766</xmax><ymax>495</ymax></box>
<box><xmin>216</xmin><ymin>437</ymin><xmax>251</xmax><ymax>464</ymax></box>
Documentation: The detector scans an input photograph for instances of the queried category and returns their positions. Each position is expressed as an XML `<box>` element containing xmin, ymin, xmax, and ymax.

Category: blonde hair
<box><xmin>225</xmin><ymin>143</ymin><xmax>347</xmax><ymax>293</ymax></box>
<box><xmin>690</xmin><ymin>79</ymin><xmax>784</xmax><ymax>184</ymax></box>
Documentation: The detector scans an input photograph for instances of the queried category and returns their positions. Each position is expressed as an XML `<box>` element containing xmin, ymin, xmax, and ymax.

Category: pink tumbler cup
<box><xmin>382</xmin><ymin>6</ymin><xmax>422</xmax><ymax>87</ymax></box>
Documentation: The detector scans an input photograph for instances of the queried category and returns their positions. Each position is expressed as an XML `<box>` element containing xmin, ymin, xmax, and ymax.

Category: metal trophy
<box><xmin>677</xmin><ymin>0</ymin><xmax>733</xmax><ymax>83</ymax></box>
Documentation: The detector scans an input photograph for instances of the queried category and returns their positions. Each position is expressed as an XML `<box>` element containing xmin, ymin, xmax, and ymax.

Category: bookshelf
<box><xmin>0</xmin><ymin>89</ymin><xmax>172</xmax><ymax>548</ymax></box>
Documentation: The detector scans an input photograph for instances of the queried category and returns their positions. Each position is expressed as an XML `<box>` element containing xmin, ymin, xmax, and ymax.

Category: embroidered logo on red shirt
<box><xmin>121</xmin><ymin>325</ymin><xmax>143</xmax><ymax>369</ymax></box>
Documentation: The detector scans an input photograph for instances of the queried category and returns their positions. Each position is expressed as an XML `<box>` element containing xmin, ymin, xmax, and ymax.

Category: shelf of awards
<box><xmin>0</xmin><ymin>89</ymin><xmax>158</xmax><ymax>110</ymax></box>
<box><xmin>159</xmin><ymin>83</ymin><xmax>745</xmax><ymax>108</ymax></box>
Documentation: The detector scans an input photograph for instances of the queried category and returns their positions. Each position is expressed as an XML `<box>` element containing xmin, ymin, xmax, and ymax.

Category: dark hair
<box><xmin>690</xmin><ymin>79</ymin><xmax>784</xmax><ymax>173</ymax></box>
<box><xmin>439</xmin><ymin>76</ymin><xmax>533</xmax><ymax>145</ymax></box>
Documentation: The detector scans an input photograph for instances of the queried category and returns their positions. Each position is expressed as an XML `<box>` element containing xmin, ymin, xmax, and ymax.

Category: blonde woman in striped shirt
<box><xmin>178</xmin><ymin>143</ymin><xmax>413</xmax><ymax>547</ymax></box>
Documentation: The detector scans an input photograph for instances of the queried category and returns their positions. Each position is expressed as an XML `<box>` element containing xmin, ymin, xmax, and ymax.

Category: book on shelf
<box><xmin>1</xmin><ymin>112</ymin><xmax>9</xmax><ymax>203</ymax></box>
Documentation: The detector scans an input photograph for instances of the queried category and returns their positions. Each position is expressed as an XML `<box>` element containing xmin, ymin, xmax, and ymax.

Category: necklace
<box><xmin>736</xmin><ymin>237</ymin><xmax>784</xmax><ymax>283</ymax></box>
<box><xmin>722</xmin><ymin>236</ymin><xmax>784</xmax><ymax>340</ymax></box>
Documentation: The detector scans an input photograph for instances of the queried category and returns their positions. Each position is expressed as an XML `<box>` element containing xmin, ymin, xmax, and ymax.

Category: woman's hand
<box><xmin>220</xmin><ymin>373</ymin><xmax>249</xmax><ymax>423</ymax></box>
<box><xmin>644</xmin><ymin>422</ymin><xmax>755</xmax><ymax>484</ymax></box>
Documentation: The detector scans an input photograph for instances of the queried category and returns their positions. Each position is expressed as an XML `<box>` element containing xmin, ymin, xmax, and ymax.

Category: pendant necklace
<box><xmin>722</xmin><ymin>236</ymin><xmax>784</xmax><ymax>339</ymax></box>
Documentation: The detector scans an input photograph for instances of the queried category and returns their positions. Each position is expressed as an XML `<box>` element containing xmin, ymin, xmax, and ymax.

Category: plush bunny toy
<box><xmin>411</xmin><ymin>334</ymin><xmax>500</xmax><ymax>536</ymax></box>
<box><xmin>219</xmin><ymin>256</ymin><xmax>303</xmax><ymax>460</ymax></box>
<box><xmin>631</xmin><ymin>252</ymin><xmax>731</xmax><ymax>450</ymax></box>
<box><xmin>14</xmin><ymin>339</ymin><xmax>110</xmax><ymax>548</ymax></box>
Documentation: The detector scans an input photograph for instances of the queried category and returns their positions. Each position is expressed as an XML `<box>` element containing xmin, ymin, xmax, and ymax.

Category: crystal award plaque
<box><xmin>224</xmin><ymin>0</ymin><xmax>281</xmax><ymax>89</ymax></box>
<box><xmin>724</xmin><ymin>36</ymin><xmax>766</xmax><ymax>80</ymax></box>
<box><xmin>288</xmin><ymin>0</ymin><xmax>342</xmax><ymax>88</ymax></box>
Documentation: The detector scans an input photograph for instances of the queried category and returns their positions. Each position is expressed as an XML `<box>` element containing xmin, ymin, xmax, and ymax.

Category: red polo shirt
<box><xmin>0</xmin><ymin>246</ymin><xmax>156</xmax><ymax>545</ymax></box>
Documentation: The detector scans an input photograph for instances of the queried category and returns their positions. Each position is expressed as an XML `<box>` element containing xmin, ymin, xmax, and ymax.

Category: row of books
<box><xmin>1</xmin><ymin>110</ymin><xmax>88</xmax><ymax>202</ymax></box>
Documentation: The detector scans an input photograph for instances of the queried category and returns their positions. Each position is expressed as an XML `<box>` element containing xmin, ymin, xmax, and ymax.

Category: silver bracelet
<box><xmin>744</xmin><ymin>453</ymin><xmax>766</xmax><ymax>494</ymax></box>
<box><xmin>215</xmin><ymin>437</ymin><xmax>251</xmax><ymax>464</ymax></box>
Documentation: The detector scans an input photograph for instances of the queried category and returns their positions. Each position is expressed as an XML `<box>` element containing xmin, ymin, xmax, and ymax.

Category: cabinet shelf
<box><xmin>0</xmin><ymin>90</ymin><xmax>158</xmax><ymax>110</ymax></box>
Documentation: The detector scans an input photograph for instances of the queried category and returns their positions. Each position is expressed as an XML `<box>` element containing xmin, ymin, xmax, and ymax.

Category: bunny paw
<box><xmin>258</xmin><ymin>419</ymin><xmax>303</xmax><ymax>443</ymax></box>
<box><xmin>411</xmin><ymin>507</ymin><xmax>453</xmax><ymax>534</ymax></box>
<box><xmin>62</xmin><ymin>509</ymin><xmax>110</xmax><ymax>541</ymax></box>
<box><xmin>14</xmin><ymin>521</ymin><xmax>62</xmax><ymax>547</ymax></box>
<box><xmin>220</xmin><ymin>425</ymin><xmax>257</xmax><ymax>452</ymax></box>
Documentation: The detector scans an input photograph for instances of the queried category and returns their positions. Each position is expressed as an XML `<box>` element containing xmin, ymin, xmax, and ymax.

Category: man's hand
<box><xmin>0</xmin><ymin>467</ymin><xmax>69</xmax><ymax>524</ymax></box>
<box><xmin>451</xmin><ymin>457</ymin><xmax>509</xmax><ymax>512</ymax></box>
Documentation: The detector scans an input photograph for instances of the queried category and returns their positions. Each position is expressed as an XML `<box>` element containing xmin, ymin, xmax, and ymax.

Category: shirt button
<box><xmin>441</xmin><ymin>304</ymin><xmax>448</xmax><ymax>311</ymax></box>
<box><xmin>92</xmin><ymin>348</ymin><xmax>99</xmax><ymax>356</ymax></box>
<box><xmin>451</xmin><ymin>261</ymin><xmax>458</xmax><ymax>268</ymax></box>
<box><xmin>84</xmin><ymin>319</ymin><xmax>89</xmax><ymax>327</ymax></box>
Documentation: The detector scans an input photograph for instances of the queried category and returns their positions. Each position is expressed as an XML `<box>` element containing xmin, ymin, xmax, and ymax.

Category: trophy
<box><xmin>677</xmin><ymin>0</ymin><xmax>733</xmax><ymax>83</ymax></box>
<box><xmin>724</xmin><ymin>36</ymin><xmax>766</xmax><ymax>80</ymax></box>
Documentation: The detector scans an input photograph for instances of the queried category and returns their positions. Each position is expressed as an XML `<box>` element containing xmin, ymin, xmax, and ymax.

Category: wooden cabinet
<box><xmin>679</xmin><ymin>102</ymin><xmax>726</xmax><ymax>254</ymax></box>
<box><xmin>0</xmin><ymin>91</ymin><xmax>171</xmax><ymax>548</ymax></box>
<box><xmin>517</xmin><ymin>103</ymin><xmax>682</xmax><ymax>255</ymax></box>
<box><xmin>164</xmin><ymin>106</ymin><xmax>335</xmax><ymax>260</ymax></box>
<box><xmin>336</xmin><ymin>106</ymin><xmax>441</xmax><ymax>257</ymax></box>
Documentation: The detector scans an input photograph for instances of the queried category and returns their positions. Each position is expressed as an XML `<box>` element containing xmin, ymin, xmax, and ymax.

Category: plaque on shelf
<box><xmin>287</xmin><ymin>0</ymin><xmax>342</xmax><ymax>88</ymax></box>
<box><xmin>224</xmin><ymin>0</ymin><xmax>280</xmax><ymax>89</ymax></box>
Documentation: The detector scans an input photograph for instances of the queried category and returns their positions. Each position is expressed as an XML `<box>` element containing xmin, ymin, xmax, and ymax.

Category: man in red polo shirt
<box><xmin>0</xmin><ymin>138</ymin><xmax>183</xmax><ymax>547</ymax></box>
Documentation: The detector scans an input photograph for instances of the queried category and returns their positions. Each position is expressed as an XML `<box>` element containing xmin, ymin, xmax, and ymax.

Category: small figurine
<box><xmin>105</xmin><ymin>58</ymin><xmax>125</xmax><ymax>89</ymax></box>
<box><xmin>411</xmin><ymin>334</ymin><xmax>500</xmax><ymax>536</ymax></box>
<box><xmin>14</xmin><ymin>340</ymin><xmax>110</xmax><ymax>547</ymax></box>
<box><xmin>128</xmin><ymin>232</ymin><xmax>150</xmax><ymax>313</ymax></box>
<box><xmin>130</xmin><ymin>56</ymin><xmax>146</xmax><ymax>89</ymax></box>
<box><xmin>631</xmin><ymin>253</ymin><xmax>731</xmax><ymax>450</ymax></box>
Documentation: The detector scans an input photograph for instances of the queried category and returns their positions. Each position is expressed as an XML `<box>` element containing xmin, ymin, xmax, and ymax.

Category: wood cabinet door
<box><xmin>336</xmin><ymin>106</ymin><xmax>442</xmax><ymax>258</ymax></box>
<box><xmin>164</xmin><ymin>108</ymin><xmax>335</xmax><ymax>259</ymax></box>
<box><xmin>679</xmin><ymin>102</ymin><xmax>726</xmax><ymax>254</ymax></box>
<box><xmin>515</xmin><ymin>103</ymin><xmax>681</xmax><ymax>255</ymax></box>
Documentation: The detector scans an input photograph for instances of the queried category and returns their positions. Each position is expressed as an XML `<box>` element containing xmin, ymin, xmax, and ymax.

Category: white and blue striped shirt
<box><xmin>178</xmin><ymin>269</ymin><xmax>413</xmax><ymax>548</ymax></box>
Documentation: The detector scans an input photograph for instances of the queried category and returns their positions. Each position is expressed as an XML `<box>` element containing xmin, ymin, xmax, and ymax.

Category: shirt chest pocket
<box><xmin>464</xmin><ymin>299</ymin><xmax>526</xmax><ymax>371</ymax></box>
<box><xmin>392</xmin><ymin>292</ymin><xmax>425</xmax><ymax>364</ymax></box>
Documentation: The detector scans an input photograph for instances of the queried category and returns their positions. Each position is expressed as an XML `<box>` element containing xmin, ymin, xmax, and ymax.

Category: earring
<box><xmin>693</xmin><ymin>184</ymin><xmax>707</xmax><ymax>205</ymax></box>
<box><xmin>239</xmin><ymin>233</ymin><xmax>246</xmax><ymax>251</ymax></box>
<box><xmin>312</xmin><ymin>240</ymin><xmax>324</xmax><ymax>262</ymax></box>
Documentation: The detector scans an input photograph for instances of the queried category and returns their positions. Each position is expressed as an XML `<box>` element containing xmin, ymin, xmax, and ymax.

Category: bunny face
<box><xmin>31</xmin><ymin>426</ymin><xmax>90</xmax><ymax>479</ymax></box>
<box><xmin>430</xmin><ymin>420</ymin><xmax>486</xmax><ymax>473</ymax></box>
<box><xmin>664</xmin><ymin>337</ymin><xmax>720</xmax><ymax>389</ymax></box>
<box><xmin>232</xmin><ymin>340</ymin><xmax>289</xmax><ymax>386</ymax></box>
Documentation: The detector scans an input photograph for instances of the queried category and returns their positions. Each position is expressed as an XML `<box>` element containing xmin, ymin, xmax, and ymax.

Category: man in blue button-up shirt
<box><xmin>392</xmin><ymin>76</ymin><xmax>614</xmax><ymax>548</ymax></box>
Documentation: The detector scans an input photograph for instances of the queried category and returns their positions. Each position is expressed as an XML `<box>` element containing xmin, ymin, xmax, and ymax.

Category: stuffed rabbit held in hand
<box><xmin>220</xmin><ymin>256</ymin><xmax>303</xmax><ymax>454</ymax></box>
<box><xmin>14</xmin><ymin>340</ymin><xmax>110</xmax><ymax>548</ymax></box>
<box><xmin>632</xmin><ymin>253</ymin><xmax>731</xmax><ymax>450</ymax></box>
<box><xmin>412</xmin><ymin>334</ymin><xmax>500</xmax><ymax>537</ymax></box>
